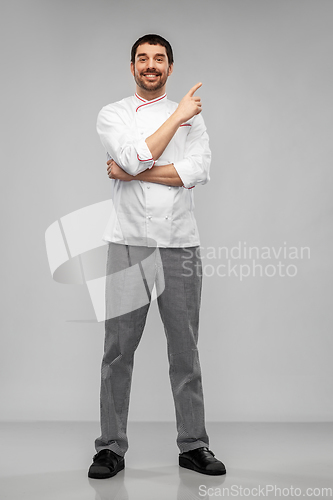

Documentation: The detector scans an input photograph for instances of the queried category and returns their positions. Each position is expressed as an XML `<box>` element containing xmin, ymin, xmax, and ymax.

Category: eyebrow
<box><xmin>136</xmin><ymin>52</ymin><xmax>166</xmax><ymax>58</ymax></box>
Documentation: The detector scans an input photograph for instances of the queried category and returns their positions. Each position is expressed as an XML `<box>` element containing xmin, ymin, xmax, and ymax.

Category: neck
<box><xmin>135</xmin><ymin>85</ymin><xmax>167</xmax><ymax>101</ymax></box>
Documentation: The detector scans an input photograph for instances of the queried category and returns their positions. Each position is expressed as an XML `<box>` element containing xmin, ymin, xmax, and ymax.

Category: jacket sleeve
<box><xmin>96</xmin><ymin>104</ymin><xmax>155</xmax><ymax>175</ymax></box>
<box><xmin>172</xmin><ymin>114</ymin><xmax>211</xmax><ymax>189</ymax></box>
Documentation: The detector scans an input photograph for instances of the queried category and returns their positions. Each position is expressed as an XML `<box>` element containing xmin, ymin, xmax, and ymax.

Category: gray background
<box><xmin>1</xmin><ymin>0</ymin><xmax>332</xmax><ymax>423</ymax></box>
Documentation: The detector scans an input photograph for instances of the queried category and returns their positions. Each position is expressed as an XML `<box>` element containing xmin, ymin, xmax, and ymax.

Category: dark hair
<box><xmin>131</xmin><ymin>34</ymin><xmax>174</xmax><ymax>65</ymax></box>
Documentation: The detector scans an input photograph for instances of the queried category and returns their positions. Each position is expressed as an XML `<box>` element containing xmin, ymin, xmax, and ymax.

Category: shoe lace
<box><xmin>202</xmin><ymin>447</ymin><xmax>215</xmax><ymax>457</ymax></box>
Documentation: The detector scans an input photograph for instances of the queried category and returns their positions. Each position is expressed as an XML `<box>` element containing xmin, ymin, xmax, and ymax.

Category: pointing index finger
<box><xmin>188</xmin><ymin>82</ymin><xmax>202</xmax><ymax>97</ymax></box>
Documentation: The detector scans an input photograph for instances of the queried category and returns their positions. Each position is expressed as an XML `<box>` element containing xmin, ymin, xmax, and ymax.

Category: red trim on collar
<box><xmin>135</xmin><ymin>93</ymin><xmax>167</xmax><ymax>112</ymax></box>
<box><xmin>135</xmin><ymin>93</ymin><xmax>146</xmax><ymax>103</ymax></box>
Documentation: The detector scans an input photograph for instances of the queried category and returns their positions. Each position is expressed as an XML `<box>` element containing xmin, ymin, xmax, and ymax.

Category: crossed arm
<box><xmin>107</xmin><ymin>160</ymin><xmax>183</xmax><ymax>186</ymax></box>
<box><xmin>106</xmin><ymin>83</ymin><xmax>203</xmax><ymax>186</ymax></box>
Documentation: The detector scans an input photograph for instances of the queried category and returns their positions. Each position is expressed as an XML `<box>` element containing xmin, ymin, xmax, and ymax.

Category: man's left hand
<box><xmin>107</xmin><ymin>159</ymin><xmax>134</xmax><ymax>181</ymax></box>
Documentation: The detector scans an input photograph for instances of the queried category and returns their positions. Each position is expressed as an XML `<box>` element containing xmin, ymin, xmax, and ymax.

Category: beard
<box><xmin>134</xmin><ymin>70</ymin><xmax>168</xmax><ymax>92</ymax></box>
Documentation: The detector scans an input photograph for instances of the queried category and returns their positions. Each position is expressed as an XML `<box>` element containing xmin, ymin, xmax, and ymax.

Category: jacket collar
<box><xmin>135</xmin><ymin>92</ymin><xmax>167</xmax><ymax>112</ymax></box>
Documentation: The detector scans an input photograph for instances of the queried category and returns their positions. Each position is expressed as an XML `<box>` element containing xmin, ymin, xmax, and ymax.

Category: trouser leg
<box><xmin>95</xmin><ymin>243</ymin><xmax>155</xmax><ymax>456</ymax></box>
<box><xmin>156</xmin><ymin>246</ymin><xmax>210</xmax><ymax>453</ymax></box>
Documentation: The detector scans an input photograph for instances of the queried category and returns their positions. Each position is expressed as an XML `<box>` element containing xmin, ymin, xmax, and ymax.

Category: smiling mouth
<box><xmin>143</xmin><ymin>73</ymin><xmax>160</xmax><ymax>79</ymax></box>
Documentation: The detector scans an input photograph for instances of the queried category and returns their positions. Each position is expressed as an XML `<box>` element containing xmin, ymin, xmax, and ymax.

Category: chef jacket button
<box><xmin>165</xmin><ymin>216</ymin><xmax>169</xmax><ymax>219</ymax></box>
<box><xmin>147</xmin><ymin>185</ymin><xmax>150</xmax><ymax>189</ymax></box>
<box><xmin>168</xmin><ymin>186</ymin><xmax>171</xmax><ymax>190</ymax></box>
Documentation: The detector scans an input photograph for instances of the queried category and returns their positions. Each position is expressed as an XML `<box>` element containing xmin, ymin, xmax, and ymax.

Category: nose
<box><xmin>146</xmin><ymin>57</ymin><xmax>157</xmax><ymax>69</ymax></box>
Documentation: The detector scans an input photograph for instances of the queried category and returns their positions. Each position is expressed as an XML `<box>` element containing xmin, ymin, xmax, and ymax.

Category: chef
<box><xmin>88</xmin><ymin>33</ymin><xmax>226</xmax><ymax>479</ymax></box>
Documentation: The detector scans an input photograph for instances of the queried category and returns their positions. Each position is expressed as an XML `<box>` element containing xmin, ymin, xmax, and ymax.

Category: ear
<box><xmin>168</xmin><ymin>63</ymin><xmax>174</xmax><ymax>76</ymax></box>
<box><xmin>130</xmin><ymin>61</ymin><xmax>135</xmax><ymax>77</ymax></box>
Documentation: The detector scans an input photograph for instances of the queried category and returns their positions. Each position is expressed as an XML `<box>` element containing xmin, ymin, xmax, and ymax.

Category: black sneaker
<box><xmin>88</xmin><ymin>449</ymin><xmax>125</xmax><ymax>479</ymax></box>
<box><xmin>179</xmin><ymin>447</ymin><xmax>226</xmax><ymax>475</ymax></box>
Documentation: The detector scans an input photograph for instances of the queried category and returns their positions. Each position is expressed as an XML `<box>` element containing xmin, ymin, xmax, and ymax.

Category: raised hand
<box><xmin>175</xmin><ymin>82</ymin><xmax>203</xmax><ymax>124</ymax></box>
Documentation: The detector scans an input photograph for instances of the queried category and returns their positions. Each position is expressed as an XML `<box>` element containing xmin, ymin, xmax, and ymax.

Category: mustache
<box><xmin>141</xmin><ymin>71</ymin><xmax>161</xmax><ymax>75</ymax></box>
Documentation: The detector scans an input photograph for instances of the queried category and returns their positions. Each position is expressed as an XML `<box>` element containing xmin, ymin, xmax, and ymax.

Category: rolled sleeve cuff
<box><xmin>173</xmin><ymin>160</ymin><xmax>198</xmax><ymax>189</ymax></box>
<box><xmin>136</xmin><ymin>137</ymin><xmax>155</xmax><ymax>170</ymax></box>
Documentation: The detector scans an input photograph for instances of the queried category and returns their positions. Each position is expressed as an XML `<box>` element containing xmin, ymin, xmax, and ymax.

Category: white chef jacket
<box><xmin>96</xmin><ymin>92</ymin><xmax>211</xmax><ymax>248</ymax></box>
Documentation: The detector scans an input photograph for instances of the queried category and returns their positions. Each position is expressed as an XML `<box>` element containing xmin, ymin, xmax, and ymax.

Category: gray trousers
<box><xmin>94</xmin><ymin>243</ymin><xmax>209</xmax><ymax>456</ymax></box>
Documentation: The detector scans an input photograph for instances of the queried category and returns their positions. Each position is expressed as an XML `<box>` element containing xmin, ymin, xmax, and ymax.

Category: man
<box><xmin>88</xmin><ymin>34</ymin><xmax>226</xmax><ymax>479</ymax></box>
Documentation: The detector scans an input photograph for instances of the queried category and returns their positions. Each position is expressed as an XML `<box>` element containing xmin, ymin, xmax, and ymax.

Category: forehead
<box><xmin>135</xmin><ymin>42</ymin><xmax>168</xmax><ymax>58</ymax></box>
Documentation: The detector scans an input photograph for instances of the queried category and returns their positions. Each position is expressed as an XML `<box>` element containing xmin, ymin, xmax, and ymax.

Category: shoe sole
<box><xmin>179</xmin><ymin>457</ymin><xmax>226</xmax><ymax>476</ymax></box>
<box><xmin>88</xmin><ymin>459</ymin><xmax>125</xmax><ymax>479</ymax></box>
